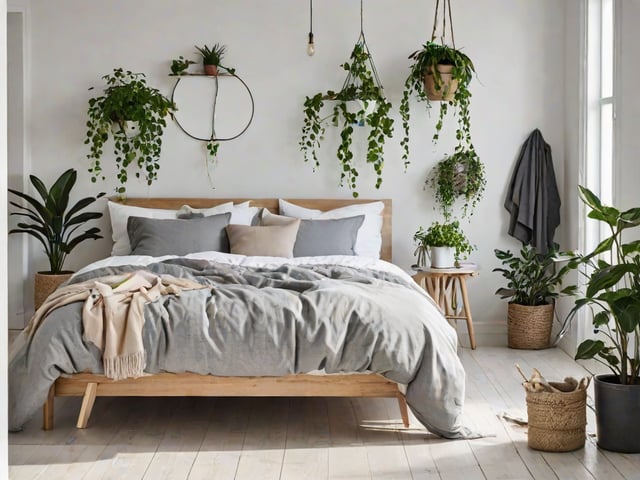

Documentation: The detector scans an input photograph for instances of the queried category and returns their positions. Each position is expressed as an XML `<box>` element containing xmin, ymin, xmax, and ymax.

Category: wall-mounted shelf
<box><xmin>170</xmin><ymin>71</ymin><xmax>254</xmax><ymax>143</ymax></box>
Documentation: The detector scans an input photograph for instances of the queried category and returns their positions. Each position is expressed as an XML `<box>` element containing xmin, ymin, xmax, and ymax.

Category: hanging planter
<box><xmin>399</xmin><ymin>0</ymin><xmax>476</xmax><ymax>164</ymax></box>
<box><xmin>85</xmin><ymin>68</ymin><xmax>177</xmax><ymax>196</ymax></box>
<box><xmin>300</xmin><ymin>0</ymin><xmax>394</xmax><ymax>198</ymax></box>
<box><xmin>423</xmin><ymin>64</ymin><xmax>458</xmax><ymax>101</ymax></box>
<box><xmin>427</xmin><ymin>148</ymin><xmax>486</xmax><ymax>220</ymax></box>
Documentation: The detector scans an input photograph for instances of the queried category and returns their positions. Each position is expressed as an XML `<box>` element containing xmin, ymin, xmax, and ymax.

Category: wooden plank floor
<box><xmin>8</xmin><ymin>346</ymin><xmax>640</xmax><ymax>480</ymax></box>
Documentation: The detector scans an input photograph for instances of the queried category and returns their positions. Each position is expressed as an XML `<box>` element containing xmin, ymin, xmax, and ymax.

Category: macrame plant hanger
<box><xmin>339</xmin><ymin>0</ymin><xmax>384</xmax><ymax>95</ymax></box>
<box><xmin>431</xmin><ymin>0</ymin><xmax>456</xmax><ymax>48</ymax></box>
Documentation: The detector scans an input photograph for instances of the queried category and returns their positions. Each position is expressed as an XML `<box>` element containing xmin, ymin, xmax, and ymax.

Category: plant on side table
<box><xmin>8</xmin><ymin>168</ymin><xmax>105</xmax><ymax>309</ymax></box>
<box><xmin>493</xmin><ymin>244</ymin><xmax>576</xmax><ymax>350</ymax></box>
<box><xmin>85</xmin><ymin>68</ymin><xmax>177</xmax><ymax>196</ymax></box>
<box><xmin>300</xmin><ymin>40</ymin><xmax>394</xmax><ymax>198</ymax></box>
<box><xmin>564</xmin><ymin>186</ymin><xmax>640</xmax><ymax>453</ymax></box>
<box><xmin>414</xmin><ymin>220</ymin><xmax>474</xmax><ymax>269</ymax></box>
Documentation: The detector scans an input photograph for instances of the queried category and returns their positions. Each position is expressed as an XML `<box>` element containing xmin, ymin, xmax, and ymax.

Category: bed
<box><xmin>9</xmin><ymin>198</ymin><xmax>473</xmax><ymax>439</ymax></box>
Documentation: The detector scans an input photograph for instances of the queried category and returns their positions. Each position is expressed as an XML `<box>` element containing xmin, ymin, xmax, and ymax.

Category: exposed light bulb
<box><xmin>307</xmin><ymin>32</ymin><xmax>315</xmax><ymax>56</ymax></box>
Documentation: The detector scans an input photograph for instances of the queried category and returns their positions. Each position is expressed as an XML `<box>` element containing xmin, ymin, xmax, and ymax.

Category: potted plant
<box><xmin>494</xmin><ymin>244</ymin><xmax>576</xmax><ymax>350</ymax></box>
<box><xmin>8</xmin><ymin>169</ymin><xmax>105</xmax><ymax>309</ymax></box>
<box><xmin>170</xmin><ymin>55</ymin><xmax>196</xmax><ymax>76</ymax></box>
<box><xmin>300</xmin><ymin>41</ymin><xmax>394</xmax><ymax>198</ymax></box>
<box><xmin>399</xmin><ymin>41</ymin><xmax>475</xmax><ymax>163</ymax></box>
<box><xmin>195</xmin><ymin>43</ymin><xmax>227</xmax><ymax>76</ymax></box>
<box><xmin>414</xmin><ymin>220</ymin><xmax>474</xmax><ymax>269</ymax></box>
<box><xmin>427</xmin><ymin>148</ymin><xmax>486</xmax><ymax>220</ymax></box>
<box><xmin>565</xmin><ymin>186</ymin><xmax>640</xmax><ymax>452</ymax></box>
<box><xmin>85</xmin><ymin>68</ymin><xmax>177</xmax><ymax>196</ymax></box>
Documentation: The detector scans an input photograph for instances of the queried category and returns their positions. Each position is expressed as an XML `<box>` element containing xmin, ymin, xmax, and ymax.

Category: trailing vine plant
<box><xmin>427</xmin><ymin>148</ymin><xmax>486</xmax><ymax>220</ymax></box>
<box><xmin>399</xmin><ymin>0</ymin><xmax>476</xmax><ymax>164</ymax></box>
<box><xmin>300</xmin><ymin>40</ymin><xmax>393</xmax><ymax>198</ymax></box>
<box><xmin>86</xmin><ymin>68</ymin><xmax>176</xmax><ymax>195</ymax></box>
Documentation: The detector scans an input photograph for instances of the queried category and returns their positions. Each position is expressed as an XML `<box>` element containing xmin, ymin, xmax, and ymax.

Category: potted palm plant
<box><xmin>85</xmin><ymin>68</ymin><xmax>176</xmax><ymax>196</ymax></box>
<box><xmin>494</xmin><ymin>244</ymin><xmax>576</xmax><ymax>350</ymax></box>
<box><xmin>8</xmin><ymin>169</ymin><xmax>105</xmax><ymax>309</ymax></box>
<box><xmin>413</xmin><ymin>220</ymin><xmax>474</xmax><ymax>269</ymax></box>
<box><xmin>300</xmin><ymin>40</ymin><xmax>394</xmax><ymax>198</ymax></box>
<box><xmin>565</xmin><ymin>186</ymin><xmax>640</xmax><ymax>452</ymax></box>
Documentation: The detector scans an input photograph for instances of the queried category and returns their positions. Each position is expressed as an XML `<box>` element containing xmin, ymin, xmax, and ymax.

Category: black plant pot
<box><xmin>594</xmin><ymin>374</ymin><xmax>640</xmax><ymax>453</ymax></box>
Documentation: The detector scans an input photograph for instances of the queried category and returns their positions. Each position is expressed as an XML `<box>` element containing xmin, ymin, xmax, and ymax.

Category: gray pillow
<box><xmin>261</xmin><ymin>210</ymin><xmax>365</xmax><ymax>257</ymax></box>
<box><xmin>127</xmin><ymin>212</ymin><xmax>231</xmax><ymax>256</ymax></box>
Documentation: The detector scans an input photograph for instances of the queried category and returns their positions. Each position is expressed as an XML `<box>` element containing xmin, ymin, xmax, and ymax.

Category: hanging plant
<box><xmin>86</xmin><ymin>68</ymin><xmax>176</xmax><ymax>195</ymax></box>
<box><xmin>300</xmin><ymin>40</ymin><xmax>393</xmax><ymax>198</ymax></box>
<box><xmin>427</xmin><ymin>148</ymin><xmax>486</xmax><ymax>220</ymax></box>
<box><xmin>399</xmin><ymin>0</ymin><xmax>475</xmax><ymax>163</ymax></box>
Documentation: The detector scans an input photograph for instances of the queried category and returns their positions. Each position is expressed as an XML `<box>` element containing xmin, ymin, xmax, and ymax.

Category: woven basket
<box><xmin>508</xmin><ymin>303</ymin><xmax>554</xmax><ymax>349</ymax></box>
<box><xmin>526</xmin><ymin>387</ymin><xmax>587</xmax><ymax>452</ymax></box>
<box><xmin>34</xmin><ymin>272</ymin><xmax>73</xmax><ymax>310</ymax></box>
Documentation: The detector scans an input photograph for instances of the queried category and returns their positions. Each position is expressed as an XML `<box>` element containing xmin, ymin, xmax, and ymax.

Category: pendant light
<box><xmin>307</xmin><ymin>0</ymin><xmax>315</xmax><ymax>56</ymax></box>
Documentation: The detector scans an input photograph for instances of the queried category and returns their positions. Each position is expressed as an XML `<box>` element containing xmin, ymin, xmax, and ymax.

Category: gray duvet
<box><xmin>9</xmin><ymin>258</ymin><xmax>473</xmax><ymax>438</ymax></box>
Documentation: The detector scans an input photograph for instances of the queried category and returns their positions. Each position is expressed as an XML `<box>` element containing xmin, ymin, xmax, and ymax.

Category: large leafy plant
<box><xmin>428</xmin><ymin>148</ymin><xmax>485</xmax><ymax>220</ymax></box>
<box><xmin>567</xmin><ymin>186</ymin><xmax>640</xmax><ymax>385</ymax></box>
<box><xmin>493</xmin><ymin>244</ymin><xmax>576</xmax><ymax>307</ymax></box>
<box><xmin>8</xmin><ymin>169</ymin><xmax>105</xmax><ymax>274</ymax></box>
<box><xmin>300</xmin><ymin>41</ymin><xmax>394</xmax><ymax>198</ymax></box>
<box><xmin>86</xmin><ymin>68</ymin><xmax>176</xmax><ymax>195</ymax></box>
<box><xmin>399</xmin><ymin>41</ymin><xmax>475</xmax><ymax>162</ymax></box>
<box><xmin>414</xmin><ymin>220</ymin><xmax>474</xmax><ymax>260</ymax></box>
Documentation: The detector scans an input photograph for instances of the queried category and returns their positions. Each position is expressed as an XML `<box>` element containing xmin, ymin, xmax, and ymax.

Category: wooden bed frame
<box><xmin>43</xmin><ymin>198</ymin><xmax>409</xmax><ymax>430</ymax></box>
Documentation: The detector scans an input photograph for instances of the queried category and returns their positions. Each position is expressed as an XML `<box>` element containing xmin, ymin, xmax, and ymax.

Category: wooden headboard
<box><xmin>114</xmin><ymin>198</ymin><xmax>393</xmax><ymax>262</ymax></box>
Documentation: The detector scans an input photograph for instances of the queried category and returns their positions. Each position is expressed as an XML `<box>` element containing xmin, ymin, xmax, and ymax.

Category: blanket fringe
<box><xmin>103</xmin><ymin>352</ymin><xmax>146</xmax><ymax>380</ymax></box>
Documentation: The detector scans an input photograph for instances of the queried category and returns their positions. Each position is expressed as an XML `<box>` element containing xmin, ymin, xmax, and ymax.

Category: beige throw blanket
<box><xmin>26</xmin><ymin>271</ymin><xmax>207</xmax><ymax>380</ymax></box>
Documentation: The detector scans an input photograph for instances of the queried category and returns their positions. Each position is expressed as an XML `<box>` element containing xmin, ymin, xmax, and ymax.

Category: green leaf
<box><xmin>575</xmin><ymin>339</ymin><xmax>605</xmax><ymax>360</ymax></box>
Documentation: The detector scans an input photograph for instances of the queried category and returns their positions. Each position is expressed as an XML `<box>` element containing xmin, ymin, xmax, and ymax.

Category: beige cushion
<box><xmin>226</xmin><ymin>220</ymin><xmax>301</xmax><ymax>257</ymax></box>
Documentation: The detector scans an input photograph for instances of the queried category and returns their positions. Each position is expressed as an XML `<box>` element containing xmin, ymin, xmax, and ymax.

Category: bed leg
<box><xmin>76</xmin><ymin>382</ymin><xmax>98</xmax><ymax>429</ymax></box>
<box><xmin>43</xmin><ymin>384</ymin><xmax>55</xmax><ymax>430</ymax></box>
<box><xmin>397</xmin><ymin>393</ymin><xmax>410</xmax><ymax>428</ymax></box>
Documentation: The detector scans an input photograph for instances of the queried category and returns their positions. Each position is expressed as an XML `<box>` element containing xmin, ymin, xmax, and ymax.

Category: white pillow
<box><xmin>179</xmin><ymin>201</ymin><xmax>260</xmax><ymax>225</ymax></box>
<box><xmin>278</xmin><ymin>199</ymin><xmax>384</xmax><ymax>258</ymax></box>
<box><xmin>108</xmin><ymin>200</ymin><xmax>235</xmax><ymax>256</ymax></box>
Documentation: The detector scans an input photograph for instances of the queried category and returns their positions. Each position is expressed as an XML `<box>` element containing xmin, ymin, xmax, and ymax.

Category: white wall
<box><xmin>617</xmin><ymin>0</ymin><xmax>640</xmax><ymax>214</ymax></box>
<box><xmin>21</xmin><ymin>0</ymin><xmax>567</xmax><ymax>343</ymax></box>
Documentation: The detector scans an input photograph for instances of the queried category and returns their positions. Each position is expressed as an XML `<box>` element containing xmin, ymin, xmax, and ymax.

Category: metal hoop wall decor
<box><xmin>170</xmin><ymin>71</ymin><xmax>255</xmax><ymax>144</ymax></box>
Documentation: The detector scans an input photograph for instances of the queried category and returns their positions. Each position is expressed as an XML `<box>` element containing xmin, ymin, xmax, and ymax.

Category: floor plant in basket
<box><xmin>493</xmin><ymin>244</ymin><xmax>576</xmax><ymax>350</ymax></box>
<box><xmin>8</xmin><ymin>168</ymin><xmax>105</xmax><ymax>309</ymax></box>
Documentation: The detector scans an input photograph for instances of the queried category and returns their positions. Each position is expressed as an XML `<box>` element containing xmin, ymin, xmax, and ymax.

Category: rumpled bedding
<box><xmin>9</xmin><ymin>253</ymin><xmax>474</xmax><ymax>438</ymax></box>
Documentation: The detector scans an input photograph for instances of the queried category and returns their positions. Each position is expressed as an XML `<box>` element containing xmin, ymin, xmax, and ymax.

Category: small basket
<box><xmin>526</xmin><ymin>386</ymin><xmax>587</xmax><ymax>452</ymax></box>
<box><xmin>508</xmin><ymin>303</ymin><xmax>554</xmax><ymax>349</ymax></box>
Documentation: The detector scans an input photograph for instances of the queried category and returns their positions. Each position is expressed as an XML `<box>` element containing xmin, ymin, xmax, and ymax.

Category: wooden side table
<box><xmin>412</xmin><ymin>267</ymin><xmax>479</xmax><ymax>349</ymax></box>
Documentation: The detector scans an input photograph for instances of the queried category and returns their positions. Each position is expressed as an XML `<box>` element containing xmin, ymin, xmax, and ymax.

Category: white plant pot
<box><xmin>345</xmin><ymin>100</ymin><xmax>377</xmax><ymax>126</ymax></box>
<box><xmin>111</xmin><ymin>120</ymin><xmax>140</xmax><ymax>138</ymax></box>
<box><xmin>429</xmin><ymin>246</ymin><xmax>455</xmax><ymax>268</ymax></box>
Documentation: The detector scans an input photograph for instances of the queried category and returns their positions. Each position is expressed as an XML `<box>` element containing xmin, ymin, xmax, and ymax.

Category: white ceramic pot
<box><xmin>111</xmin><ymin>120</ymin><xmax>140</xmax><ymax>138</ymax></box>
<box><xmin>345</xmin><ymin>100</ymin><xmax>377</xmax><ymax>126</ymax></box>
<box><xmin>429</xmin><ymin>246</ymin><xmax>455</xmax><ymax>268</ymax></box>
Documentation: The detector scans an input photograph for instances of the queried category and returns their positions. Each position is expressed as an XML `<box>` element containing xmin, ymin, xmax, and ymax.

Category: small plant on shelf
<box><xmin>300</xmin><ymin>40</ymin><xmax>394</xmax><ymax>198</ymax></box>
<box><xmin>170</xmin><ymin>55</ymin><xmax>197</xmax><ymax>75</ymax></box>
<box><xmin>85</xmin><ymin>68</ymin><xmax>176</xmax><ymax>195</ymax></box>
<box><xmin>195</xmin><ymin>43</ymin><xmax>235</xmax><ymax>75</ymax></box>
<box><xmin>427</xmin><ymin>148</ymin><xmax>486</xmax><ymax>220</ymax></box>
